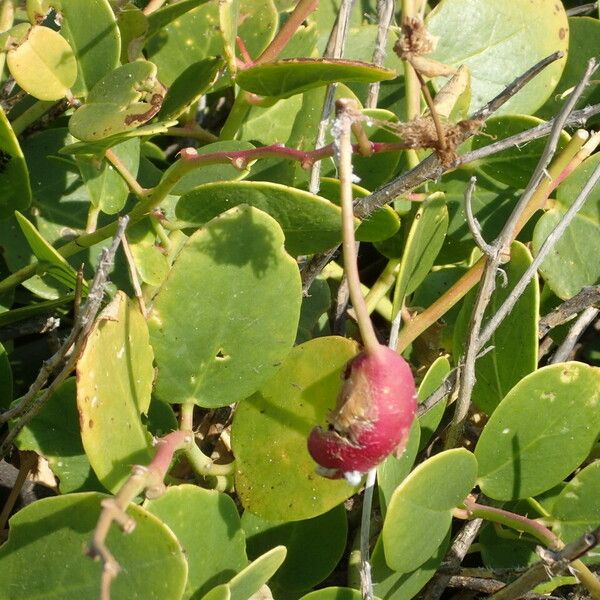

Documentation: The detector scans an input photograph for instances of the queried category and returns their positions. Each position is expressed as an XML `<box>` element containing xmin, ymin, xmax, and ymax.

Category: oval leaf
<box><xmin>226</xmin><ymin>546</ymin><xmax>287</xmax><ymax>600</ymax></box>
<box><xmin>242</xmin><ymin>506</ymin><xmax>347</xmax><ymax>594</ymax></box>
<box><xmin>0</xmin><ymin>492</ymin><xmax>187</xmax><ymax>599</ymax></box>
<box><xmin>176</xmin><ymin>180</ymin><xmax>349</xmax><ymax>256</ymax></box>
<box><xmin>551</xmin><ymin>461</ymin><xmax>600</xmax><ymax>562</ymax></box>
<box><xmin>382</xmin><ymin>448</ymin><xmax>478</xmax><ymax>573</ymax></box>
<box><xmin>475</xmin><ymin>362</ymin><xmax>600</xmax><ymax>500</ymax></box>
<box><xmin>425</xmin><ymin>0</ymin><xmax>568</xmax><ymax>115</ymax></box>
<box><xmin>232</xmin><ymin>336</ymin><xmax>360</xmax><ymax>521</ymax></box>
<box><xmin>145</xmin><ymin>485</ymin><xmax>248</xmax><ymax>598</ymax></box>
<box><xmin>7</xmin><ymin>25</ymin><xmax>77</xmax><ymax>101</ymax></box>
<box><xmin>77</xmin><ymin>292</ymin><xmax>154</xmax><ymax>492</ymax></box>
<box><xmin>453</xmin><ymin>242</ymin><xmax>539</xmax><ymax>415</ymax></box>
<box><xmin>236</xmin><ymin>58</ymin><xmax>396</xmax><ymax>99</ymax></box>
<box><xmin>0</xmin><ymin>107</ymin><xmax>31</xmax><ymax>219</ymax></box>
<box><xmin>148</xmin><ymin>205</ymin><xmax>301</xmax><ymax>407</ymax></box>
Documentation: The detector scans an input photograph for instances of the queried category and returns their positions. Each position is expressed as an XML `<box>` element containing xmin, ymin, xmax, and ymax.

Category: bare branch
<box><xmin>566</xmin><ymin>1</ymin><xmax>598</xmax><ymax>16</ymax></box>
<box><xmin>539</xmin><ymin>284</ymin><xmax>600</xmax><ymax>337</ymax></box>
<box><xmin>308</xmin><ymin>0</ymin><xmax>355</xmax><ymax>194</ymax></box>
<box><xmin>366</xmin><ymin>0</ymin><xmax>396</xmax><ymax>109</ymax></box>
<box><xmin>0</xmin><ymin>217</ymin><xmax>129</xmax><ymax>458</ymax></box>
<box><xmin>464</xmin><ymin>176</ymin><xmax>493</xmax><ymax>256</ymax></box>
<box><xmin>550</xmin><ymin>306</ymin><xmax>599</xmax><ymax>364</ymax></box>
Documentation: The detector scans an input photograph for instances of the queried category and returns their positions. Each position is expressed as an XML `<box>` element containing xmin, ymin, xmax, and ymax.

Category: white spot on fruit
<box><xmin>344</xmin><ymin>471</ymin><xmax>362</xmax><ymax>486</ymax></box>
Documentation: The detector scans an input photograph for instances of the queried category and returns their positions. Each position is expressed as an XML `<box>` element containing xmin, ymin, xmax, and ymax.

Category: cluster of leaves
<box><xmin>0</xmin><ymin>0</ymin><xmax>599</xmax><ymax>599</ymax></box>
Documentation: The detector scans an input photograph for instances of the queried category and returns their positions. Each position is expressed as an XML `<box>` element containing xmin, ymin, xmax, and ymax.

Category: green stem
<box><xmin>10</xmin><ymin>100</ymin><xmax>56</xmax><ymax>135</ymax></box>
<box><xmin>364</xmin><ymin>258</ymin><xmax>400</xmax><ymax>315</ymax></box>
<box><xmin>219</xmin><ymin>91</ymin><xmax>251</xmax><ymax>140</ymax></box>
<box><xmin>85</xmin><ymin>205</ymin><xmax>101</xmax><ymax>233</ymax></box>
<box><xmin>183</xmin><ymin>439</ymin><xmax>235</xmax><ymax>477</ymax></box>
<box><xmin>179</xmin><ymin>402</ymin><xmax>194</xmax><ymax>431</ymax></box>
<box><xmin>105</xmin><ymin>148</ymin><xmax>148</xmax><ymax>198</ymax></box>
<box><xmin>167</xmin><ymin>125</ymin><xmax>218</xmax><ymax>143</ymax></box>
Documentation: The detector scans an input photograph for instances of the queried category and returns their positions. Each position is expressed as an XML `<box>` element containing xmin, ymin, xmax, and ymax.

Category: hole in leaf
<box><xmin>215</xmin><ymin>350</ymin><xmax>229</xmax><ymax>361</ymax></box>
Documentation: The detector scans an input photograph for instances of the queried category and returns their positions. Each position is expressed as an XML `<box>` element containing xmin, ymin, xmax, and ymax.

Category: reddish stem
<box><xmin>236</xmin><ymin>36</ymin><xmax>254</xmax><ymax>67</ymax></box>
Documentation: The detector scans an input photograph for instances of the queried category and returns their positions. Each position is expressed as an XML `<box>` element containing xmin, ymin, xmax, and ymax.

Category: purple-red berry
<box><xmin>307</xmin><ymin>345</ymin><xmax>417</xmax><ymax>481</ymax></box>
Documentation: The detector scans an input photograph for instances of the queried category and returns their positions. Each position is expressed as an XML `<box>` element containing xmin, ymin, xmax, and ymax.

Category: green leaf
<box><xmin>15</xmin><ymin>378</ymin><xmax>102</xmax><ymax>493</ymax></box>
<box><xmin>371</xmin><ymin>530</ymin><xmax>450</xmax><ymax>600</ymax></box>
<box><xmin>77</xmin><ymin>292</ymin><xmax>154</xmax><ymax>492</ymax></box>
<box><xmin>146</xmin><ymin>0</ymin><xmax>212</xmax><ymax>38</ymax></box>
<box><xmin>171</xmin><ymin>141</ymin><xmax>256</xmax><ymax>195</ymax></box>
<box><xmin>242</xmin><ymin>505</ymin><xmax>347</xmax><ymax>594</ymax></box>
<box><xmin>425</xmin><ymin>0</ymin><xmax>568</xmax><ymax>115</ymax></box>
<box><xmin>219</xmin><ymin>0</ymin><xmax>240</xmax><ymax>74</ymax></box>
<box><xmin>148</xmin><ymin>205</ymin><xmax>301</xmax><ymax>407</ymax></box>
<box><xmin>232</xmin><ymin>336</ymin><xmax>360</xmax><ymax>521</ymax></box>
<box><xmin>382</xmin><ymin>449</ymin><xmax>478</xmax><ymax>572</ymax></box>
<box><xmin>226</xmin><ymin>546</ymin><xmax>287</xmax><ymax>600</ymax></box>
<box><xmin>55</xmin><ymin>0</ymin><xmax>120</xmax><ymax>97</ymax></box>
<box><xmin>0</xmin><ymin>107</ymin><xmax>31</xmax><ymax>220</ymax></box>
<box><xmin>301</xmin><ymin>589</ymin><xmax>372</xmax><ymax>600</ymax></box>
<box><xmin>472</xmin><ymin>115</ymin><xmax>570</xmax><ymax>189</ymax></box>
<box><xmin>453</xmin><ymin>242</ymin><xmax>539</xmax><ymax>415</ymax></box>
<box><xmin>15</xmin><ymin>211</ymin><xmax>82</xmax><ymax>291</ymax></box>
<box><xmin>175</xmin><ymin>180</ymin><xmax>349</xmax><ymax>256</ymax></box>
<box><xmin>434</xmin><ymin>170</ymin><xmax>520</xmax><ymax>264</ymax></box>
<box><xmin>533</xmin><ymin>152</ymin><xmax>600</xmax><ymax>299</ymax></box>
<box><xmin>146</xmin><ymin>0</ymin><xmax>277</xmax><ymax>87</ymax></box>
<box><xmin>417</xmin><ymin>356</ymin><xmax>451</xmax><ymax>451</ymax></box>
<box><xmin>145</xmin><ymin>485</ymin><xmax>248</xmax><ymax>598</ymax></box>
<box><xmin>475</xmin><ymin>362</ymin><xmax>600</xmax><ymax>500</ymax></box>
<box><xmin>236</xmin><ymin>58</ymin><xmax>396</xmax><ymax>100</ymax></box>
<box><xmin>116</xmin><ymin>4</ymin><xmax>148</xmax><ymax>63</ymax></box>
<box><xmin>551</xmin><ymin>461</ymin><xmax>600</xmax><ymax>563</ymax></box>
<box><xmin>69</xmin><ymin>61</ymin><xmax>164</xmax><ymax>142</ymax></box>
<box><xmin>7</xmin><ymin>25</ymin><xmax>77</xmax><ymax>101</ymax></box>
<box><xmin>76</xmin><ymin>138</ymin><xmax>140</xmax><ymax>214</ymax></box>
<box><xmin>377</xmin><ymin>423</ymin><xmax>420</xmax><ymax>517</ymax></box>
<box><xmin>317</xmin><ymin>177</ymin><xmax>400</xmax><ymax>243</ymax></box>
<box><xmin>0</xmin><ymin>341</ymin><xmax>12</xmax><ymax>410</ymax></box>
<box><xmin>537</xmin><ymin>17</ymin><xmax>600</xmax><ymax>120</ymax></box>
<box><xmin>533</xmin><ymin>209</ymin><xmax>600</xmax><ymax>300</ymax></box>
<box><xmin>296</xmin><ymin>276</ymin><xmax>331</xmax><ymax>344</ymax></box>
<box><xmin>158</xmin><ymin>57</ymin><xmax>224</xmax><ymax>121</ymax></box>
<box><xmin>0</xmin><ymin>492</ymin><xmax>187</xmax><ymax>599</ymax></box>
<box><xmin>392</xmin><ymin>194</ymin><xmax>448</xmax><ymax>318</ymax></box>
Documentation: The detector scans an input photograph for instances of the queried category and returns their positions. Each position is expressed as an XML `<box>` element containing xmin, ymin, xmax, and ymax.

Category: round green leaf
<box><xmin>537</xmin><ymin>17</ymin><xmax>600</xmax><ymax>120</ymax></box>
<box><xmin>475</xmin><ymin>362</ymin><xmax>600</xmax><ymax>500</ymax></box>
<box><xmin>453</xmin><ymin>242</ymin><xmax>539</xmax><ymax>415</ymax></box>
<box><xmin>69</xmin><ymin>61</ymin><xmax>163</xmax><ymax>142</ymax></box>
<box><xmin>7</xmin><ymin>25</ymin><xmax>77</xmax><ymax>101</ymax></box>
<box><xmin>77</xmin><ymin>292</ymin><xmax>154</xmax><ymax>492</ymax></box>
<box><xmin>382</xmin><ymin>449</ymin><xmax>478</xmax><ymax>573</ymax></box>
<box><xmin>425</xmin><ymin>0</ymin><xmax>568</xmax><ymax>115</ymax></box>
<box><xmin>232</xmin><ymin>336</ymin><xmax>360</xmax><ymax>521</ymax></box>
<box><xmin>15</xmin><ymin>378</ymin><xmax>101</xmax><ymax>493</ymax></box>
<box><xmin>175</xmin><ymin>180</ymin><xmax>348</xmax><ymax>256</ymax></box>
<box><xmin>0</xmin><ymin>107</ymin><xmax>31</xmax><ymax>219</ymax></box>
<box><xmin>242</xmin><ymin>505</ymin><xmax>347</xmax><ymax>593</ymax></box>
<box><xmin>236</xmin><ymin>58</ymin><xmax>396</xmax><ymax>100</ymax></box>
<box><xmin>158</xmin><ymin>57</ymin><xmax>224</xmax><ymax>121</ymax></box>
<box><xmin>551</xmin><ymin>461</ymin><xmax>600</xmax><ymax>563</ymax></box>
<box><xmin>317</xmin><ymin>177</ymin><xmax>400</xmax><ymax>243</ymax></box>
<box><xmin>145</xmin><ymin>485</ymin><xmax>248</xmax><ymax>598</ymax></box>
<box><xmin>146</xmin><ymin>0</ymin><xmax>277</xmax><ymax>87</ymax></box>
<box><xmin>555</xmin><ymin>152</ymin><xmax>600</xmax><ymax>223</ymax></box>
<box><xmin>472</xmin><ymin>115</ymin><xmax>569</xmax><ymax>188</ymax></box>
<box><xmin>76</xmin><ymin>138</ymin><xmax>140</xmax><ymax>214</ymax></box>
<box><xmin>171</xmin><ymin>141</ymin><xmax>256</xmax><ymax>195</ymax></box>
<box><xmin>0</xmin><ymin>492</ymin><xmax>187</xmax><ymax>599</ymax></box>
<box><xmin>116</xmin><ymin>4</ymin><xmax>148</xmax><ymax>63</ymax></box>
<box><xmin>54</xmin><ymin>0</ymin><xmax>120</xmax><ymax>97</ymax></box>
<box><xmin>533</xmin><ymin>209</ymin><xmax>600</xmax><ymax>300</ymax></box>
<box><xmin>148</xmin><ymin>205</ymin><xmax>301</xmax><ymax>407</ymax></box>
<box><xmin>371</xmin><ymin>530</ymin><xmax>450</xmax><ymax>600</ymax></box>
